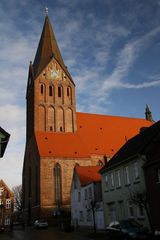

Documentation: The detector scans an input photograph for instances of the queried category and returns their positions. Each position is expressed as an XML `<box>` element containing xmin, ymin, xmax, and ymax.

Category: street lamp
<box><xmin>0</xmin><ymin>127</ymin><xmax>10</xmax><ymax>158</ymax></box>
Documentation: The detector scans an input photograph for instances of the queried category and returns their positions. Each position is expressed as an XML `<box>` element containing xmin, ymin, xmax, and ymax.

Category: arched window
<box><xmin>54</xmin><ymin>163</ymin><xmax>62</xmax><ymax>206</ymax></box>
<box><xmin>40</xmin><ymin>84</ymin><xmax>43</xmax><ymax>94</ymax></box>
<box><xmin>58</xmin><ymin>86</ymin><xmax>61</xmax><ymax>97</ymax></box>
<box><xmin>49</xmin><ymin>86</ymin><xmax>53</xmax><ymax>96</ymax></box>
<box><xmin>67</xmin><ymin>87</ymin><xmax>70</xmax><ymax>96</ymax></box>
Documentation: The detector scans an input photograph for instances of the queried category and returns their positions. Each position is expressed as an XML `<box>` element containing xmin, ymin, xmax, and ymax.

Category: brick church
<box><xmin>22</xmin><ymin>13</ymin><xmax>153</xmax><ymax>223</ymax></box>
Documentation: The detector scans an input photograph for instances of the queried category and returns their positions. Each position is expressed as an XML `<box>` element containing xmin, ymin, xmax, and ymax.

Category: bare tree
<box><xmin>12</xmin><ymin>185</ymin><xmax>22</xmax><ymax>212</ymax></box>
<box><xmin>129</xmin><ymin>191</ymin><xmax>154</xmax><ymax>235</ymax></box>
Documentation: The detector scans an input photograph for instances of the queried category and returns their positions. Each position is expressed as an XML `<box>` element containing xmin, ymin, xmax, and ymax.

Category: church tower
<box><xmin>26</xmin><ymin>13</ymin><xmax>77</xmax><ymax>142</ymax></box>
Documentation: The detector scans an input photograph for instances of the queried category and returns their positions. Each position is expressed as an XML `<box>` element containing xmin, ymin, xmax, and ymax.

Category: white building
<box><xmin>100</xmin><ymin>125</ymin><xmax>156</xmax><ymax>230</ymax></box>
<box><xmin>71</xmin><ymin>165</ymin><xmax>105</xmax><ymax>230</ymax></box>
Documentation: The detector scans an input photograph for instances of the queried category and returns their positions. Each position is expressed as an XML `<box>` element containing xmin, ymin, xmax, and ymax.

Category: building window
<box><xmin>50</xmin><ymin>126</ymin><xmax>53</xmax><ymax>131</ymax></box>
<box><xmin>0</xmin><ymin>187</ymin><xmax>4</xmax><ymax>196</ymax></box>
<box><xmin>108</xmin><ymin>203</ymin><xmax>117</xmax><ymax>221</ymax></box>
<box><xmin>86</xmin><ymin>210</ymin><xmax>92</xmax><ymax>222</ymax></box>
<box><xmin>110</xmin><ymin>173</ymin><xmax>115</xmax><ymax>188</ymax></box>
<box><xmin>137</xmin><ymin>205</ymin><xmax>144</xmax><ymax>218</ymax></box>
<box><xmin>128</xmin><ymin>201</ymin><xmax>134</xmax><ymax>218</ymax></box>
<box><xmin>49</xmin><ymin>86</ymin><xmax>53</xmax><ymax>96</ymax></box>
<box><xmin>124</xmin><ymin>166</ymin><xmax>130</xmax><ymax>185</ymax></box>
<box><xmin>134</xmin><ymin>162</ymin><xmax>139</xmax><ymax>180</ymax></box>
<box><xmin>58</xmin><ymin>86</ymin><xmax>61</xmax><ymax>97</ymax></box>
<box><xmin>60</xmin><ymin>126</ymin><xmax>63</xmax><ymax>132</ymax></box>
<box><xmin>79</xmin><ymin>211</ymin><xmax>84</xmax><ymax>222</ymax></box>
<box><xmin>105</xmin><ymin>175</ymin><xmax>109</xmax><ymax>190</ymax></box>
<box><xmin>116</xmin><ymin>170</ymin><xmax>121</xmax><ymax>188</ymax></box>
<box><xmin>78</xmin><ymin>192</ymin><xmax>81</xmax><ymax>202</ymax></box>
<box><xmin>67</xmin><ymin>87</ymin><xmax>70</xmax><ymax>96</ymax></box>
<box><xmin>54</xmin><ymin>164</ymin><xmax>62</xmax><ymax>205</ymax></box>
<box><xmin>84</xmin><ymin>189</ymin><xmax>87</xmax><ymax>200</ymax></box>
<box><xmin>4</xmin><ymin>216</ymin><xmax>10</xmax><ymax>226</ymax></box>
<box><xmin>40</xmin><ymin>84</ymin><xmax>43</xmax><ymax>94</ymax></box>
<box><xmin>118</xmin><ymin>201</ymin><xmax>124</xmax><ymax>219</ymax></box>
<box><xmin>157</xmin><ymin>168</ymin><xmax>160</xmax><ymax>183</ymax></box>
<box><xmin>6</xmin><ymin>199</ymin><xmax>11</xmax><ymax>209</ymax></box>
<box><xmin>88</xmin><ymin>187</ymin><xmax>92</xmax><ymax>199</ymax></box>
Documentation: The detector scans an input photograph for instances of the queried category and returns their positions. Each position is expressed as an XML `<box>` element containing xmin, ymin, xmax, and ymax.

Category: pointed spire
<box><xmin>145</xmin><ymin>104</ymin><xmax>154</xmax><ymax>122</ymax></box>
<box><xmin>33</xmin><ymin>15</ymin><xmax>72</xmax><ymax>80</ymax></box>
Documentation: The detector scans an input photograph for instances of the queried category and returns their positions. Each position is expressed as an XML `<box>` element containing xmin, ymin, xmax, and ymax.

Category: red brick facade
<box><xmin>0</xmin><ymin>179</ymin><xmax>14</xmax><ymax>228</ymax></box>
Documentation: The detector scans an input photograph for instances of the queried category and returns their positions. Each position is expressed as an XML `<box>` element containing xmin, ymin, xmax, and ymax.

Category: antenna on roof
<box><xmin>45</xmin><ymin>6</ymin><xmax>49</xmax><ymax>15</ymax></box>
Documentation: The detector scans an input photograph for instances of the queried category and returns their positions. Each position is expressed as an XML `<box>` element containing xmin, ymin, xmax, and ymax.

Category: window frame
<box><xmin>110</xmin><ymin>172</ymin><xmax>115</xmax><ymax>189</ymax></box>
<box><xmin>134</xmin><ymin>161</ymin><xmax>139</xmax><ymax>180</ymax></box>
<box><xmin>6</xmin><ymin>198</ymin><xmax>11</xmax><ymax>209</ymax></box>
<box><xmin>105</xmin><ymin>175</ymin><xmax>109</xmax><ymax>190</ymax></box>
<box><xmin>40</xmin><ymin>84</ymin><xmax>44</xmax><ymax>94</ymax></box>
<box><xmin>116</xmin><ymin>170</ymin><xmax>121</xmax><ymax>188</ymax></box>
<box><xmin>58</xmin><ymin>86</ymin><xmax>61</xmax><ymax>97</ymax></box>
<box><xmin>124</xmin><ymin>166</ymin><xmax>130</xmax><ymax>185</ymax></box>
<box><xmin>49</xmin><ymin>85</ymin><xmax>53</xmax><ymax>96</ymax></box>
<box><xmin>128</xmin><ymin>201</ymin><xmax>134</xmax><ymax>218</ymax></box>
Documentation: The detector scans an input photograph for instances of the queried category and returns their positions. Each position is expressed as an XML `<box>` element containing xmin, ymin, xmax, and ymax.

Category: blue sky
<box><xmin>0</xmin><ymin>0</ymin><xmax>160</xmax><ymax>188</ymax></box>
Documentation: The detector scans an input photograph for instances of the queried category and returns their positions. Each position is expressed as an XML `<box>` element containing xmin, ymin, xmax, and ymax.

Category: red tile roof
<box><xmin>75</xmin><ymin>165</ymin><xmax>101</xmax><ymax>186</ymax></box>
<box><xmin>35</xmin><ymin>112</ymin><xmax>152</xmax><ymax>158</ymax></box>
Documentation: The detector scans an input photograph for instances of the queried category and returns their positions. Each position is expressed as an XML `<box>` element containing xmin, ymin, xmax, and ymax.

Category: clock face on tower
<box><xmin>48</xmin><ymin>69</ymin><xmax>60</xmax><ymax>80</ymax></box>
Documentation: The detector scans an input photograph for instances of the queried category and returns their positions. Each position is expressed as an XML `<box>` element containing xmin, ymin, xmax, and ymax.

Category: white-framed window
<box><xmin>0</xmin><ymin>187</ymin><xmax>4</xmax><ymax>196</ymax></box>
<box><xmin>128</xmin><ymin>201</ymin><xmax>134</xmax><ymax>218</ymax></box>
<box><xmin>124</xmin><ymin>166</ymin><xmax>130</xmax><ymax>185</ymax></box>
<box><xmin>6</xmin><ymin>199</ymin><xmax>11</xmax><ymax>209</ymax></box>
<box><xmin>116</xmin><ymin>170</ymin><xmax>121</xmax><ymax>187</ymax></box>
<box><xmin>105</xmin><ymin>175</ymin><xmax>109</xmax><ymax>190</ymax></box>
<box><xmin>134</xmin><ymin>162</ymin><xmax>139</xmax><ymax>180</ymax></box>
<box><xmin>157</xmin><ymin>168</ymin><xmax>160</xmax><ymax>183</ymax></box>
<box><xmin>4</xmin><ymin>216</ymin><xmax>10</xmax><ymax>225</ymax></box>
<box><xmin>110</xmin><ymin>173</ymin><xmax>115</xmax><ymax>188</ymax></box>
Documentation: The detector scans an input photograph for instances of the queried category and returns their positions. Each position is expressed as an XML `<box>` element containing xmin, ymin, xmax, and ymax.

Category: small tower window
<box><xmin>41</xmin><ymin>84</ymin><xmax>43</xmax><ymax>94</ymax></box>
<box><xmin>58</xmin><ymin>86</ymin><xmax>61</xmax><ymax>97</ymax></box>
<box><xmin>67</xmin><ymin>87</ymin><xmax>70</xmax><ymax>96</ymax></box>
<box><xmin>49</xmin><ymin>86</ymin><xmax>53</xmax><ymax>96</ymax></box>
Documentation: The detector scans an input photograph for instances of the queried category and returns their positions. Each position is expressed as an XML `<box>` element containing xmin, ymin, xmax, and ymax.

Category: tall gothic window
<box><xmin>58</xmin><ymin>86</ymin><xmax>61</xmax><ymax>97</ymax></box>
<box><xmin>40</xmin><ymin>84</ymin><xmax>43</xmax><ymax>94</ymax></box>
<box><xmin>54</xmin><ymin>163</ymin><xmax>62</xmax><ymax>206</ymax></box>
<box><xmin>67</xmin><ymin>87</ymin><xmax>70</xmax><ymax>96</ymax></box>
<box><xmin>49</xmin><ymin>86</ymin><xmax>53</xmax><ymax>96</ymax></box>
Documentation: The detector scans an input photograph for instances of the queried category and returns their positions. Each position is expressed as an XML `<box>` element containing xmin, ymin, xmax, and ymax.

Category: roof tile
<box><xmin>35</xmin><ymin>112</ymin><xmax>152</xmax><ymax>158</ymax></box>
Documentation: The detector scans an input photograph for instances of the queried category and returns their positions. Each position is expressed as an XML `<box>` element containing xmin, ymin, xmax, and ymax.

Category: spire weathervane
<box><xmin>45</xmin><ymin>6</ymin><xmax>48</xmax><ymax>15</ymax></box>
